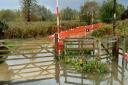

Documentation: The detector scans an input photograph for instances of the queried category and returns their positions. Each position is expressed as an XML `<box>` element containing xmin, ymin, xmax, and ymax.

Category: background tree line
<box><xmin>0</xmin><ymin>0</ymin><xmax>127</xmax><ymax>23</ymax></box>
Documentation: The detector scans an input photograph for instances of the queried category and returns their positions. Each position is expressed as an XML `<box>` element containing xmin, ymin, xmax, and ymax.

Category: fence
<box><xmin>63</xmin><ymin>37</ymin><xmax>96</xmax><ymax>57</ymax></box>
<box><xmin>63</xmin><ymin>36</ymin><xmax>119</xmax><ymax>61</ymax></box>
<box><xmin>0</xmin><ymin>37</ymin><xmax>128</xmax><ymax>84</ymax></box>
<box><xmin>62</xmin><ymin>37</ymin><xmax>127</xmax><ymax>85</ymax></box>
<box><xmin>62</xmin><ymin>60</ymin><xmax>125</xmax><ymax>85</ymax></box>
<box><xmin>0</xmin><ymin>40</ymin><xmax>56</xmax><ymax>83</ymax></box>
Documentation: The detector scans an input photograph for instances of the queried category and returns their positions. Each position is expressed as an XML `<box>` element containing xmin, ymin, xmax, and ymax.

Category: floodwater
<box><xmin>0</xmin><ymin>39</ymin><xmax>128</xmax><ymax>85</ymax></box>
<box><xmin>0</xmin><ymin>55</ymin><xmax>128</xmax><ymax>85</ymax></box>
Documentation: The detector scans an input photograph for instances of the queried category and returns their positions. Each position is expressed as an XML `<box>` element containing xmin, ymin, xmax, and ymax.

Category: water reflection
<box><xmin>0</xmin><ymin>52</ymin><xmax>128</xmax><ymax>85</ymax></box>
<box><xmin>0</xmin><ymin>56</ymin><xmax>128</xmax><ymax>85</ymax></box>
<box><xmin>55</xmin><ymin>59</ymin><xmax>60</xmax><ymax>85</ymax></box>
<box><xmin>0</xmin><ymin>62</ymin><xmax>13</xmax><ymax>85</ymax></box>
<box><xmin>61</xmin><ymin>56</ymin><xmax>128</xmax><ymax>85</ymax></box>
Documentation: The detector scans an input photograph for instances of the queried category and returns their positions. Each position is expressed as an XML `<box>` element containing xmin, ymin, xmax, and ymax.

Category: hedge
<box><xmin>4</xmin><ymin>21</ymin><xmax>86</xmax><ymax>39</ymax></box>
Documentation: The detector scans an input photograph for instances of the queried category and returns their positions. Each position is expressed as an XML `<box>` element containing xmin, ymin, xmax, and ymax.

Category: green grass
<box><xmin>65</xmin><ymin>57</ymin><xmax>109</xmax><ymax>74</ymax></box>
<box><xmin>91</xmin><ymin>19</ymin><xmax>128</xmax><ymax>38</ymax></box>
<box><xmin>4</xmin><ymin>21</ymin><xmax>86</xmax><ymax>39</ymax></box>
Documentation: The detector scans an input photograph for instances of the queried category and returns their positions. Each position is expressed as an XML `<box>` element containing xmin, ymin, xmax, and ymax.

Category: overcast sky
<box><xmin>0</xmin><ymin>0</ymin><xmax>128</xmax><ymax>12</ymax></box>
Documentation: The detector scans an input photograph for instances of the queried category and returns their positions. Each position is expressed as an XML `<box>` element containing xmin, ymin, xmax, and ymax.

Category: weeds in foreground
<box><xmin>65</xmin><ymin>57</ymin><xmax>109</xmax><ymax>74</ymax></box>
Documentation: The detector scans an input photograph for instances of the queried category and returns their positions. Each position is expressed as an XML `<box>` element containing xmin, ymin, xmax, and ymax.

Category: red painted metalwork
<box><xmin>49</xmin><ymin>23</ymin><xmax>103</xmax><ymax>39</ymax></box>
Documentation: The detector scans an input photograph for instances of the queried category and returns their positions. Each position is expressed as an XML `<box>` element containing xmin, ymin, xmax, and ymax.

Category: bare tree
<box><xmin>21</xmin><ymin>0</ymin><xmax>37</xmax><ymax>22</ymax></box>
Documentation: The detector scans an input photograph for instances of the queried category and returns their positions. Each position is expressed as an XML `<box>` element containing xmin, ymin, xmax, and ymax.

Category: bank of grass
<box><xmin>4</xmin><ymin>21</ymin><xmax>85</xmax><ymax>39</ymax></box>
<box><xmin>91</xmin><ymin>19</ymin><xmax>128</xmax><ymax>38</ymax></box>
<box><xmin>116</xmin><ymin>19</ymin><xmax>128</xmax><ymax>37</ymax></box>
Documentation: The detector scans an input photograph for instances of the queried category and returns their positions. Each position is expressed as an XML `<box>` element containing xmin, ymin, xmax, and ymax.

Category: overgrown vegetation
<box><xmin>60</xmin><ymin>7</ymin><xmax>79</xmax><ymax>20</ymax></box>
<box><xmin>91</xmin><ymin>25</ymin><xmax>112</xmax><ymax>38</ymax></box>
<box><xmin>116</xmin><ymin>20</ymin><xmax>128</xmax><ymax>37</ymax></box>
<box><xmin>4</xmin><ymin>21</ymin><xmax>85</xmax><ymax>39</ymax></box>
<box><xmin>92</xmin><ymin>19</ymin><xmax>128</xmax><ymax>38</ymax></box>
<box><xmin>65</xmin><ymin>57</ymin><xmax>109</xmax><ymax>74</ymax></box>
<box><xmin>0</xmin><ymin>21</ymin><xmax>8</xmax><ymax>39</ymax></box>
<box><xmin>22</xmin><ymin>0</ymin><xmax>37</xmax><ymax>22</ymax></box>
<box><xmin>0</xmin><ymin>0</ymin><xmax>126</xmax><ymax>24</ymax></box>
<box><xmin>0</xmin><ymin>0</ymin><xmax>127</xmax><ymax>39</ymax></box>
<box><xmin>100</xmin><ymin>0</ymin><xmax>125</xmax><ymax>23</ymax></box>
<box><xmin>80</xmin><ymin>1</ymin><xmax>100</xmax><ymax>24</ymax></box>
<box><xmin>121</xmin><ymin>7</ymin><xmax>128</xmax><ymax>20</ymax></box>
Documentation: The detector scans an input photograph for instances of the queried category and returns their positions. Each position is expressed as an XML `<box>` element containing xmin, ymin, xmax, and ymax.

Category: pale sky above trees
<box><xmin>0</xmin><ymin>0</ymin><xmax>127</xmax><ymax>12</ymax></box>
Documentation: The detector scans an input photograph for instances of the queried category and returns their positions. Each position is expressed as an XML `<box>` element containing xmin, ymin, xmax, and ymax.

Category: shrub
<box><xmin>116</xmin><ymin>19</ymin><xmax>128</xmax><ymax>37</ymax></box>
<box><xmin>91</xmin><ymin>20</ymin><xmax>128</xmax><ymax>38</ymax></box>
<box><xmin>65</xmin><ymin>57</ymin><xmax>109</xmax><ymax>74</ymax></box>
<box><xmin>0</xmin><ymin>21</ymin><xmax>8</xmax><ymax>39</ymax></box>
<box><xmin>91</xmin><ymin>25</ymin><xmax>112</xmax><ymax>38</ymax></box>
<box><xmin>4</xmin><ymin>21</ymin><xmax>86</xmax><ymax>39</ymax></box>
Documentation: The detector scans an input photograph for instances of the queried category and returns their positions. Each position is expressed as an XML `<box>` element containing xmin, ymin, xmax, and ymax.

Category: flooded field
<box><xmin>0</xmin><ymin>38</ymin><xmax>128</xmax><ymax>85</ymax></box>
<box><xmin>0</xmin><ymin>55</ymin><xmax>128</xmax><ymax>85</ymax></box>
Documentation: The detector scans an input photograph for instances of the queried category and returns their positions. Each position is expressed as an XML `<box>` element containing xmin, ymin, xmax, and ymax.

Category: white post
<box><xmin>56</xmin><ymin>1</ymin><xmax>60</xmax><ymax>83</ymax></box>
<box><xmin>91</xmin><ymin>11</ymin><xmax>94</xmax><ymax>31</ymax></box>
<box><xmin>56</xmin><ymin>0</ymin><xmax>60</xmax><ymax>36</ymax></box>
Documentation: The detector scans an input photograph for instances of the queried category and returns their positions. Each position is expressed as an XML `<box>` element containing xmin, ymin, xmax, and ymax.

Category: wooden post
<box><xmin>63</xmin><ymin>60</ymin><xmax>67</xmax><ymax>83</ymax></box>
<box><xmin>112</xmin><ymin>37</ymin><xmax>119</xmax><ymax>62</ymax></box>
<box><xmin>81</xmin><ymin>72</ymin><xmax>84</xmax><ymax>85</ymax></box>
<box><xmin>107</xmin><ymin>41</ymin><xmax>110</xmax><ymax>62</ymax></box>
<box><xmin>56</xmin><ymin>0</ymin><xmax>60</xmax><ymax>34</ymax></box>
<box><xmin>63</xmin><ymin>40</ymin><xmax>67</xmax><ymax>56</ymax></box>
<box><xmin>121</xmin><ymin>63</ymin><xmax>125</xmax><ymax>85</ymax></box>
<box><xmin>93</xmin><ymin>40</ymin><xmax>95</xmax><ymax>57</ymax></box>
<box><xmin>55</xmin><ymin>0</ymin><xmax>60</xmax><ymax>60</ymax></box>
<box><xmin>96</xmin><ymin>40</ymin><xmax>101</xmax><ymax>60</ymax></box>
<box><xmin>81</xmin><ymin>38</ymin><xmax>84</xmax><ymax>55</ymax></box>
<box><xmin>121</xmin><ymin>38</ymin><xmax>125</xmax><ymax>85</ymax></box>
<box><xmin>122</xmin><ymin>38</ymin><xmax>125</xmax><ymax>65</ymax></box>
<box><xmin>55</xmin><ymin>33</ymin><xmax>59</xmax><ymax>60</ymax></box>
<box><xmin>55</xmin><ymin>58</ymin><xmax>60</xmax><ymax>85</ymax></box>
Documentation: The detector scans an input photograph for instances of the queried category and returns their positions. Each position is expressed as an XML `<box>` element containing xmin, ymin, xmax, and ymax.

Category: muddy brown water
<box><xmin>0</xmin><ymin>55</ymin><xmax>128</xmax><ymax>85</ymax></box>
<box><xmin>0</xmin><ymin>38</ymin><xmax>128</xmax><ymax>85</ymax></box>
